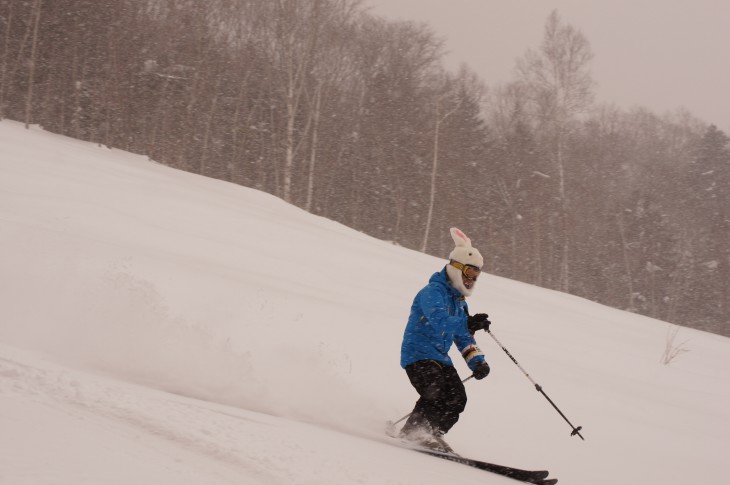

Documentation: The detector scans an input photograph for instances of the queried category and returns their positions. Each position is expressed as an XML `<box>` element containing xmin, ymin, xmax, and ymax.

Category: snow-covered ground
<box><xmin>1</xmin><ymin>119</ymin><xmax>728</xmax><ymax>484</ymax></box>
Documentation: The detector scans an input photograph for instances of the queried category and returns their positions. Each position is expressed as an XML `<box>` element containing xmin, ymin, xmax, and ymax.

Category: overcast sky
<box><xmin>367</xmin><ymin>0</ymin><xmax>730</xmax><ymax>135</ymax></box>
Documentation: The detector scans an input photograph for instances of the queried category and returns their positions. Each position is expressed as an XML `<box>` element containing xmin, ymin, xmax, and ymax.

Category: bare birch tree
<box><xmin>517</xmin><ymin>10</ymin><xmax>594</xmax><ymax>292</ymax></box>
<box><xmin>259</xmin><ymin>0</ymin><xmax>325</xmax><ymax>203</ymax></box>
<box><xmin>421</xmin><ymin>83</ymin><xmax>461</xmax><ymax>253</ymax></box>
<box><xmin>0</xmin><ymin>0</ymin><xmax>14</xmax><ymax>120</ymax></box>
<box><xmin>24</xmin><ymin>0</ymin><xmax>42</xmax><ymax>128</ymax></box>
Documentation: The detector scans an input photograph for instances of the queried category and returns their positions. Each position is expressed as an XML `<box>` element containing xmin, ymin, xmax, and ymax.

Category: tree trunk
<box><xmin>305</xmin><ymin>82</ymin><xmax>323</xmax><ymax>212</ymax></box>
<box><xmin>616</xmin><ymin>211</ymin><xmax>635</xmax><ymax>311</ymax></box>
<box><xmin>422</xmin><ymin>97</ymin><xmax>460</xmax><ymax>253</ymax></box>
<box><xmin>0</xmin><ymin>2</ymin><xmax>14</xmax><ymax>120</ymax></box>
<box><xmin>24</xmin><ymin>0</ymin><xmax>42</xmax><ymax>128</ymax></box>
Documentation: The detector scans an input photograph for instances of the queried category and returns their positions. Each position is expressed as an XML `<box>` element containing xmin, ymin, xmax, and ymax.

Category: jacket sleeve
<box><xmin>458</xmin><ymin>340</ymin><xmax>486</xmax><ymax>372</ymax></box>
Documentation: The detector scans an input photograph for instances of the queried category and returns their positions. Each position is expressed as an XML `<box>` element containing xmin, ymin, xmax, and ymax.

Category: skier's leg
<box><xmin>401</xmin><ymin>360</ymin><xmax>446</xmax><ymax>435</ymax></box>
<box><xmin>432</xmin><ymin>365</ymin><xmax>467</xmax><ymax>434</ymax></box>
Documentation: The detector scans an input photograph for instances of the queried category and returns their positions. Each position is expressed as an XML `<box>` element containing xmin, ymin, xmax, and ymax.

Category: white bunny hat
<box><xmin>448</xmin><ymin>227</ymin><xmax>483</xmax><ymax>268</ymax></box>
<box><xmin>446</xmin><ymin>227</ymin><xmax>483</xmax><ymax>297</ymax></box>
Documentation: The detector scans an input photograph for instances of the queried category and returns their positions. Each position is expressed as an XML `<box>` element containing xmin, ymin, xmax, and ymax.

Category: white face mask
<box><xmin>446</xmin><ymin>264</ymin><xmax>476</xmax><ymax>297</ymax></box>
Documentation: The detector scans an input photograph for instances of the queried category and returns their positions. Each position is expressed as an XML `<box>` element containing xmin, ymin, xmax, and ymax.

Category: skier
<box><xmin>399</xmin><ymin>227</ymin><xmax>492</xmax><ymax>453</ymax></box>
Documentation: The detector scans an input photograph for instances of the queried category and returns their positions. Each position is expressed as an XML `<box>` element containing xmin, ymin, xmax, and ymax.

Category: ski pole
<box><xmin>389</xmin><ymin>375</ymin><xmax>474</xmax><ymax>428</ymax></box>
<box><xmin>485</xmin><ymin>329</ymin><xmax>584</xmax><ymax>440</ymax></box>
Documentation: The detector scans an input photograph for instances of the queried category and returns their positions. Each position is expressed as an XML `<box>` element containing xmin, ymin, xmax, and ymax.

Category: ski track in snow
<box><xmin>0</xmin><ymin>346</ymin><xmax>513</xmax><ymax>485</ymax></box>
<box><xmin>1</xmin><ymin>349</ymin><xmax>288</xmax><ymax>484</ymax></box>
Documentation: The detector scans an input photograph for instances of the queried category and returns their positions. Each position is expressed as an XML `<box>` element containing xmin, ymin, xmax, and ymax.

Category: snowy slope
<box><xmin>1</xmin><ymin>119</ymin><xmax>729</xmax><ymax>484</ymax></box>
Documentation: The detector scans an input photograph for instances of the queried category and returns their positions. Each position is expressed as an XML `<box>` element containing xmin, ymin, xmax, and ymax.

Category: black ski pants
<box><xmin>403</xmin><ymin>360</ymin><xmax>467</xmax><ymax>435</ymax></box>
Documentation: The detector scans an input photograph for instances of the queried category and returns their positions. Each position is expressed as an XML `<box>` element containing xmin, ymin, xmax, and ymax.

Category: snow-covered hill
<box><xmin>1</xmin><ymin>119</ymin><xmax>728</xmax><ymax>484</ymax></box>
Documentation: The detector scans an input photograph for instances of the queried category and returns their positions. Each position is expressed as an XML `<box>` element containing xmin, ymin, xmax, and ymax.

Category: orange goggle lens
<box><xmin>451</xmin><ymin>261</ymin><xmax>481</xmax><ymax>280</ymax></box>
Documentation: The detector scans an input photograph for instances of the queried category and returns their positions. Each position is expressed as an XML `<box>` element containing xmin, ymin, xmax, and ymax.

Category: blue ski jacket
<box><xmin>400</xmin><ymin>267</ymin><xmax>486</xmax><ymax>371</ymax></box>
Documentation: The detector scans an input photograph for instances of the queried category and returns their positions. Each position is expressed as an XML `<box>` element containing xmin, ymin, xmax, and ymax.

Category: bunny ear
<box><xmin>450</xmin><ymin>227</ymin><xmax>472</xmax><ymax>247</ymax></box>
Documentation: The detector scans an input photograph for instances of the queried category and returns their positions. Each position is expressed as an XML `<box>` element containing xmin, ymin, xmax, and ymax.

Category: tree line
<box><xmin>2</xmin><ymin>0</ymin><xmax>728</xmax><ymax>336</ymax></box>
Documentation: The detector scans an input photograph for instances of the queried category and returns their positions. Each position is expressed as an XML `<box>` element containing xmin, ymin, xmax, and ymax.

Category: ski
<box><xmin>385</xmin><ymin>421</ymin><xmax>557</xmax><ymax>484</ymax></box>
<box><xmin>414</xmin><ymin>447</ymin><xmax>558</xmax><ymax>485</ymax></box>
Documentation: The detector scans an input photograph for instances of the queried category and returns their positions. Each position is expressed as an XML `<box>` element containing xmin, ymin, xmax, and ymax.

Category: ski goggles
<box><xmin>450</xmin><ymin>260</ymin><xmax>481</xmax><ymax>281</ymax></box>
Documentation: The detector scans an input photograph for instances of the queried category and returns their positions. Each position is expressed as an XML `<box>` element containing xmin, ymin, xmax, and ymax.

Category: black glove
<box><xmin>467</xmin><ymin>313</ymin><xmax>491</xmax><ymax>334</ymax></box>
<box><xmin>473</xmin><ymin>361</ymin><xmax>491</xmax><ymax>380</ymax></box>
